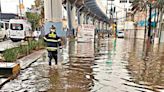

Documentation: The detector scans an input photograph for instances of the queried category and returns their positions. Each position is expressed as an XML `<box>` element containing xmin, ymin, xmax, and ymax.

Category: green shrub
<box><xmin>3</xmin><ymin>39</ymin><xmax>45</xmax><ymax>62</ymax></box>
<box><xmin>3</xmin><ymin>48</ymin><xmax>19</xmax><ymax>62</ymax></box>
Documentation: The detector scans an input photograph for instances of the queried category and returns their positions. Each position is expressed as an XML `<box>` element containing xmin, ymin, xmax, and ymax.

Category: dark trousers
<box><xmin>48</xmin><ymin>51</ymin><xmax>58</xmax><ymax>65</ymax></box>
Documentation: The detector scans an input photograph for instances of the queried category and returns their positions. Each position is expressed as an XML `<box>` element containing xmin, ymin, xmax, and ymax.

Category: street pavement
<box><xmin>0</xmin><ymin>40</ymin><xmax>20</xmax><ymax>52</ymax></box>
<box><xmin>1</xmin><ymin>38</ymin><xmax>164</xmax><ymax>92</ymax></box>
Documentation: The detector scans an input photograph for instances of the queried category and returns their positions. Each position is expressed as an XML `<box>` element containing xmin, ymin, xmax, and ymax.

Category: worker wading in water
<box><xmin>44</xmin><ymin>25</ymin><xmax>62</xmax><ymax>66</ymax></box>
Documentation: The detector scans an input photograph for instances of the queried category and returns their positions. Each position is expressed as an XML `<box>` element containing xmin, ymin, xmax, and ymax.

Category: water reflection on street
<box><xmin>1</xmin><ymin>37</ymin><xmax>164</xmax><ymax>92</ymax></box>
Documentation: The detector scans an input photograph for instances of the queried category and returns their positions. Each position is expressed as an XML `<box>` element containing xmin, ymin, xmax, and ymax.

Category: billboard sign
<box><xmin>77</xmin><ymin>24</ymin><xmax>95</xmax><ymax>42</ymax></box>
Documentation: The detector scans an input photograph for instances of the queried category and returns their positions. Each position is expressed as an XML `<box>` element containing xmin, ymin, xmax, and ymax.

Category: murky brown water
<box><xmin>1</xmin><ymin>37</ymin><xmax>164</xmax><ymax>92</ymax></box>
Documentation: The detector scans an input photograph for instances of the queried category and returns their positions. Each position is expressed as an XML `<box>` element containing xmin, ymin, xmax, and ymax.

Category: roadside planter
<box><xmin>0</xmin><ymin>62</ymin><xmax>20</xmax><ymax>88</ymax></box>
<box><xmin>2</xmin><ymin>39</ymin><xmax>45</xmax><ymax>62</ymax></box>
<box><xmin>0</xmin><ymin>62</ymin><xmax>20</xmax><ymax>77</ymax></box>
<box><xmin>0</xmin><ymin>39</ymin><xmax>45</xmax><ymax>88</ymax></box>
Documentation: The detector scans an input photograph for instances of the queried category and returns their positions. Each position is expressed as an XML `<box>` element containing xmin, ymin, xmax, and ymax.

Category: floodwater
<box><xmin>1</xmin><ymin>37</ymin><xmax>164</xmax><ymax>92</ymax></box>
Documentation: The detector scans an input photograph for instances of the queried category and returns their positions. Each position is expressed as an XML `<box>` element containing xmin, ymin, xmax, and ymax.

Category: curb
<box><xmin>0</xmin><ymin>49</ymin><xmax>46</xmax><ymax>89</ymax></box>
<box><xmin>18</xmin><ymin>50</ymin><xmax>46</xmax><ymax>70</ymax></box>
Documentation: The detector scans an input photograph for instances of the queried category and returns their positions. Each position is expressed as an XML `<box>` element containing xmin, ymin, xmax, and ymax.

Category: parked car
<box><xmin>33</xmin><ymin>30</ymin><xmax>41</xmax><ymax>41</ymax></box>
<box><xmin>8</xmin><ymin>19</ymin><xmax>33</xmax><ymax>42</ymax></box>
<box><xmin>117</xmin><ymin>31</ymin><xmax>125</xmax><ymax>38</ymax></box>
<box><xmin>0</xmin><ymin>21</ymin><xmax>9</xmax><ymax>41</ymax></box>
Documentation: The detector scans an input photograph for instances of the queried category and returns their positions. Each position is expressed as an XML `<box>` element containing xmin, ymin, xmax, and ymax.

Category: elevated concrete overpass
<box><xmin>44</xmin><ymin>0</ymin><xmax>110</xmax><ymax>35</ymax></box>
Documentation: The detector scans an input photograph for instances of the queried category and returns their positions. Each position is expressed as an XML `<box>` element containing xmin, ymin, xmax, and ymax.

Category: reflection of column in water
<box><xmin>96</xmin><ymin>39</ymin><xmax>101</xmax><ymax>53</ymax></box>
<box><xmin>144</xmin><ymin>41</ymin><xmax>151</xmax><ymax>60</ymax></box>
<box><xmin>74</xmin><ymin>40</ymin><xmax>77</xmax><ymax>55</ymax></box>
<box><xmin>48</xmin><ymin>68</ymin><xmax>63</xmax><ymax>91</ymax></box>
<box><xmin>68</xmin><ymin>40</ymin><xmax>76</xmax><ymax>56</ymax></box>
<box><xmin>107</xmin><ymin>39</ymin><xmax>112</xmax><ymax>60</ymax></box>
<box><xmin>77</xmin><ymin>42</ymin><xmax>94</xmax><ymax>57</ymax></box>
<box><xmin>52</xmin><ymin>40</ymin><xmax>95</xmax><ymax>91</ymax></box>
<box><xmin>127</xmin><ymin>40</ymin><xmax>164</xmax><ymax>90</ymax></box>
<box><xmin>113</xmin><ymin>38</ymin><xmax>117</xmax><ymax>54</ymax></box>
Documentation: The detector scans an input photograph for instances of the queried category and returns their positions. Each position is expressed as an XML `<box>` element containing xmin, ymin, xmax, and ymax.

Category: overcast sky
<box><xmin>0</xmin><ymin>0</ymin><xmax>107</xmax><ymax>14</ymax></box>
<box><xmin>1</xmin><ymin>0</ymin><xmax>35</xmax><ymax>13</ymax></box>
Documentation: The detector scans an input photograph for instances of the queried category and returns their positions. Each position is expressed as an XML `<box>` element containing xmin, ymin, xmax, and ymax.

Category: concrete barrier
<box><xmin>0</xmin><ymin>63</ymin><xmax>20</xmax><ymax>88</ymax></box>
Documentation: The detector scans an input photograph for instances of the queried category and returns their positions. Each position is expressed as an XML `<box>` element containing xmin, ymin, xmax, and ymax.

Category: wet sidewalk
<box><xmin>1</xmin><ymin>38</ymin><xmax>164</xmax><ymax>92</ymax></box>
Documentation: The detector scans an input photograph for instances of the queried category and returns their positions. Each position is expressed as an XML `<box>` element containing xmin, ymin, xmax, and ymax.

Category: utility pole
<box><xmin>0</xmin><ymin>0</ymin><xmax>2</xmax><ymax>21</ymax></box>
<box><xmin>50</xmin><ymin>0</ymin><xmax>53</xmax><ymax>21</ymax></box>
<box><xmin>19</xmin><ymin>0</ymin><xmax>22</xmax><ymax>17</ymax></box>
<box><xmin>17</xmin><ymin>5</ymin><xmax>19</xmax><ymax>16</ymax></box>
<box><xmin>110</xmin><ymin>0</ymin><xmax>113</xmax><ymax>22</ymax></box>
<box><xmin>0</xmin><ymin>0</ymin><xmax>1</xmax><ymax>13</ymax></box>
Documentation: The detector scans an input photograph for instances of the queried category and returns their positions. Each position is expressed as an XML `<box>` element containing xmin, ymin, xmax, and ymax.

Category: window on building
<box><xmin>120</xmin><ymin>0</ymin><xmax>127</xmax><ymax>3</ymax></box>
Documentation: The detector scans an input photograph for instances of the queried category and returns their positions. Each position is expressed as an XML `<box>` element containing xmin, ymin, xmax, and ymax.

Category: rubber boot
<box><xmin>49</xmin><ymin>58</ymin><xmax>52</xmax><ymax>66</ymax></box>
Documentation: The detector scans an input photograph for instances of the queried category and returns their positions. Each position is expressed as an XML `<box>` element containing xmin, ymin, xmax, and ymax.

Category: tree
<box><xmin>26</xmin><ymin>12</ymin><xmax>40</xmax><ymax>30</ymax></box>
<box><xmin>132</xmin><ymin>0</ymin><xmax>164</xmax><ymax>44</ymax></box>
<box><xmin>34</xmin><ymin>0</ymin><xmax>44</xmax><ymax>25</ymax></box>
<box><xmin>132</xmin><ymin>0</ymin><xmax>148</xmax><ymax>41</ymax></box>
<box><xmin>132</xmin><ymin>0</ymin><xmax>147</xmax><ymax>13</ymax></box>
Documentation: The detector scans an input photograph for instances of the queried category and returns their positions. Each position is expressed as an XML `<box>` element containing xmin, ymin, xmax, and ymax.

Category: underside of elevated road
<box><xmin>62</xmin><ymin>0</ymin><xmax>109</xmax><ymax>24</ymax></box>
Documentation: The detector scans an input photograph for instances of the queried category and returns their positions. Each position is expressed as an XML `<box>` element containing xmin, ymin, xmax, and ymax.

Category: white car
<box><xmin>0</xmin><ymin>21</ymin><xmax>9</xmax><ymax>41</ymax></box>
<box><xmin>8</xmin><ymin>19</ymin><xmax>33</xmax><ymax>42</ymax></box>
<box><xmin>117</xmin><ymin>31</ymin><xmax>124</xmax><ymax>38</ymax></box>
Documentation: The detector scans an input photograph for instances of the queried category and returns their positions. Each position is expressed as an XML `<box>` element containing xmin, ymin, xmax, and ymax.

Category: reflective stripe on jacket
<box><xmin>44</xmin><ymin>32</ymin><xmax>61</xmax><ymax>51</ymax></box>
<box><xmin>46</xmin><ymin>47</ymin><xmax>58</xmax><ymax>51</ymax></box>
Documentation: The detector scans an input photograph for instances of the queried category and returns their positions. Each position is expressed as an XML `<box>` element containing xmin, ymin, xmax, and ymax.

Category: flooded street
<box><xmin>1</xmin><ymin>37</ymin><xmax>164</xmax><ymax>92</ymax></box>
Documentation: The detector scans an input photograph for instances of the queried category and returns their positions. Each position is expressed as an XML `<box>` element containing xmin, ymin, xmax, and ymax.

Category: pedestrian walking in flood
<box><xmin>44</xmin><ymin>25</ymin><xmax>62</xmax><ymax>66</ymax></box>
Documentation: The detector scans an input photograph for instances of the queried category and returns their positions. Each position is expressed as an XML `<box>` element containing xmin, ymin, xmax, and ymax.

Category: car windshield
<box><xmin>10</xmin><ymin>23</ymin><xmax>23</xmax><ymax>30</ymax></box>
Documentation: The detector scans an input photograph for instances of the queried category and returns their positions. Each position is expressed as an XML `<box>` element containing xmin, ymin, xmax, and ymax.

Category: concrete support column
<box><xmin>71</xmin><ymin>6</ymin><xmax>76</xmax><ymax>28</ymax></box>
<box><xmin>80</xmin><ymin>13</ymin><xmax>84</xmax><ymax>25</ymax></box>
<box><xmin>66</xmin><ymin>0</ymin><xmax>76</xmax><ymax>31</ymax></box>
<box><xmin>66</xmin><ymin>0</ymin><xmax>73</xmax><ymax>30</ymax></box>
<box><xmin>77</xmin><ymin>11</ymin><xmax>80</xmax><ymax>25</ymax></box>
<box><xmin>92</xmin><ymin>18</ymin><xmax>95</xmax><ymax>25</ymax></box>
<box><xmin>102</xmin><ymin>22</ymin><xmax>104</xmax><ymax>30</ymax></box>
<box><xmin>88</xmin><ymin>16</ymin><xmax>92</xmax><ymax>24</ymax></box>
<box><xmin>77</xmin><ymin>6</ymin><xmax>83</xmax><ymax>25</ymax></box>
<box><xmin>100</xmin><ymin>21</ymin><xmax>103</xmax><ymax>31</ymax></box>
<box><xmin>95</xmin><ymin>20</ymin><xmax>98</xmax><ymax>29</ymax></box>
<box><xmin>98</xmin><ymin>21</ymin><xmax>100</xmax><ymax>30</ymax></box>
<box><xmin>84</xmin><ymin>13</ymin><xmax>90</xmax><ymax>24</ymax></box>
<box><xmin>44</xmin><ymin>0</ymin><xmax>62</xmax><ymax>22</ymax></box>
<box><xmin>104</xmin><ymin>22</ymin><xmax>106</xmax><ymax>30</ymax></box>
<box><xmin>86</xmin><ymin>15</ymin><xmax>89</xmax><ymax>24</ymax></box>
<box><xmin>83</xmin><ymin>14</ymin><xmax>86</xmax><ymax>24</ymax></box>
<box><xmin>106</xmin><ymin>23</ymin><xmax>108</xmax><ymax>31</ymax></box>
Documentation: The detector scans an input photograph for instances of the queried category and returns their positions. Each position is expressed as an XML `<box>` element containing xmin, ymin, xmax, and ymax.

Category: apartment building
<box><xmin>102</xmin><ymin>0</ymin><xmax>133</xmax><ymax>30</ymax></box>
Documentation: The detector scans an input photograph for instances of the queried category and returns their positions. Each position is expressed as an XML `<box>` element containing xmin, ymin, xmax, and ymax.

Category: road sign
<box><xmin>77</xmin><ymin>24</ymin><xmax>95</xmax><ymax>42</ymax></box>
